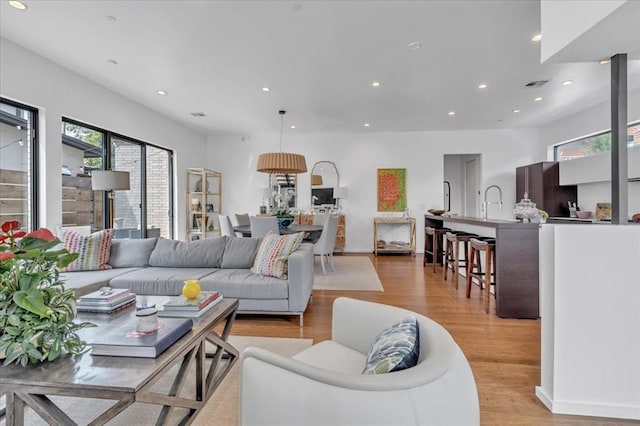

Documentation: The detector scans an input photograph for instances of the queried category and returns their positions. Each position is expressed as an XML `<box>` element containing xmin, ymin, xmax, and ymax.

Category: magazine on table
<box><xmin>162</xmin><ymin>291</ymin><xmax>220</xmax><ymax>311</ymax></box>
<box><xmin>159</xmin><ymin>296</ymin><xmax>224</xmax><ymax>318</ymax></box>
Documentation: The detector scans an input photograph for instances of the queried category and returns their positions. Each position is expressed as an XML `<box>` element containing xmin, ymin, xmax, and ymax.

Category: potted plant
<box><xmin>272</xmin><ymin>189</ymin><xmax>296</xmax><ymax>228</ymax></box>
<box><xmin>0</xmin><ymin>221</ymin><xmax>95</xmax><ymax>366</ymax></box>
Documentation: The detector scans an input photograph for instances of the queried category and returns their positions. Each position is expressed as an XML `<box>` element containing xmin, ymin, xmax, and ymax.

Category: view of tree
<box><xmin>583</xmin><ymin>133</ymin><xmax>611</xmax><ymax>154</ymax></box>
<box><xmin>63</xmin><ymin>123</ymin><xmax>103</xmax><ymax>170</ymax></box>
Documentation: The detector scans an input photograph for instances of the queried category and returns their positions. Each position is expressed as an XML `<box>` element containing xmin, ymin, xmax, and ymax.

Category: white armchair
<box><xmin>240</xmin><ymin>297</ymin><xmax>480</xmax><ymax>425</ymax></box>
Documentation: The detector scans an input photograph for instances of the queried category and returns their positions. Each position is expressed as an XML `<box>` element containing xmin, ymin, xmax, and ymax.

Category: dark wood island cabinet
<box><xmin>425</xmin><ymin>214</ymin><xmax>540</xmax><ymax>319</ymax></box>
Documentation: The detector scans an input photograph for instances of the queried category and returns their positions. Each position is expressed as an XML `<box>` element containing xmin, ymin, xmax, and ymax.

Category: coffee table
<box><xmin>1</xmin><ymin>296</ymin><xmax>239</xmax><ymax>425</ymax></box>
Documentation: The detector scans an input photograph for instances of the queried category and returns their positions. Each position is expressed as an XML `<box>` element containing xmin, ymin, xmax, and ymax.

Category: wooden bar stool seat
<box><xmin>424</xmin><ymin>227</ymin><xmax>452</xmax><ymax>272</ymax></box>
<box><xmin>443</xmin><ymin>231</ymin><xmax>477</xmax><ymax>288</ymax></box>
<box><xmin>466</xmin><ymin>237</ymin><xmax>496</xmax><ymax>313</ymax></box>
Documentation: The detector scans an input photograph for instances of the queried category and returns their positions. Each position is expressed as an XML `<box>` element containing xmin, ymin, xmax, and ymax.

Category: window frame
<box><xmin>553</xmin><ymin>121</ymin><xmax>640</xmax><ymax>161</ymax></box>
<box><xmin>0</xmin><ymin>97</ymin><xmax>39</xmax><ymax>231</ymax></box>
<box><xmin>61</xmin><ymin>117</ymin><xmax>174</xmax><ymax>239</ymax></box>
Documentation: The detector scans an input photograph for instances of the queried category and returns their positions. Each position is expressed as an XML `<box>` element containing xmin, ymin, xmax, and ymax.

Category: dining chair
<box><xmin>312</xmin><ymin>213</ymin><xmax>329</xmax><ymax>226</ymax></box>
<box><xmin>313</xmin><ymin>215</ymin><xmax>339</xmax><ymax>275</ymax></box>
<box><xmin>250</xmin><ymin>216</ymin><xmax>279</xmax><ymax>238</ymax></box>
<box><xmin>234</xmin><ymin>213</ymin><xmax>251</xmax><ymax>226</ymax></box>
<box><xmin>219</xmin><ymin>214</ymin><xmax>236</xmax><ymax>238</ymax></box>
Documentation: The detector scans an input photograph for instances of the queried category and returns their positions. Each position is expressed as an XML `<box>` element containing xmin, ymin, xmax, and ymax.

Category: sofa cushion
<box><xmin>199</xmin><ymin>269</ymin><xmax>288</xmax><ymax>299</ymax></box>
<box><xmin>59</xmin><ymin>228</ymin><xmax>114</xmax><ymax>272</ymax></box>
<box><xmin>109</xmin><ymin>238</ymin><xmax>158</xmax><ymax>268</ymax></box>
<box><xmin>108</xmin><ymin>267</ymin><xmax>219</xmax><ymax>295</ymax></box>
<box><xmin>250</xmin><ymin>231</ymin><xmax>304</xmax><ymax>279</ymax></box>
<box><xmin>221</xmin><ymin>237</ymin><xmax>261</xmax><ymax>269</ymax></box>
<box><xmin>149</xmin><ymin>236</ymin><xmax>227</xmax><ymax>268</ymax></box>
<box><xmin>362</xmin><ymin>315</ymin><xmax>420</xmax><ymax>375</ymax></box>
<box><xmin>60</xmin><ymin>267</ymin><xmax>143</xmax><ymax>297</ymax></box>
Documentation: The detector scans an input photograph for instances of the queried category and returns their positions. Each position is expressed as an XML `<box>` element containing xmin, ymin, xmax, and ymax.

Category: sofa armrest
<box><xmin>286</xmin><ymin>242</ymin><xmax>314</xmax><ymax>312</ymax></box>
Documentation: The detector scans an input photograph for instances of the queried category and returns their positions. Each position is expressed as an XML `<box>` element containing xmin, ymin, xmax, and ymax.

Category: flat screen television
<box><xmin>312</xmin><ymin>188</ymin><xmax>335</xmax><ymax>206</ymax></box>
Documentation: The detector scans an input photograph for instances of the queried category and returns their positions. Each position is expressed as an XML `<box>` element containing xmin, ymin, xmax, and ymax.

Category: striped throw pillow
<box><xmin>250</xmin><ymin>231</ymin><xmax>304</xmax><ymax>279</ymax></box>
<box><xmin>59</xmin><ymin>229</ymin><xmax>114</xmax><ymax>271</ymax></box>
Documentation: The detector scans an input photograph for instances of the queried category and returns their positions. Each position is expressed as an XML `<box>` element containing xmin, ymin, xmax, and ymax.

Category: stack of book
<box><xmin>159</xmin><ymin>291</ymin><xmax>223</xmax><ymax>318</ymax></box>
<box><xmin>77</xmin><ymin>288</ymin><xmax>136</xmax><ymax>313</ymax></box>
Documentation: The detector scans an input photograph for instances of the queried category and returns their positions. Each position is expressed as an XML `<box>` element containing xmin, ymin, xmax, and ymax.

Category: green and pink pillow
<box><xmin>58</xmin><ymin>228</ymin><xmax>114</xmax><ymax>272</ymax></box>
<box><xmin>250</xmin><ymin>231</ymin><xmax>304</xmax><ymax>279</ymax></box>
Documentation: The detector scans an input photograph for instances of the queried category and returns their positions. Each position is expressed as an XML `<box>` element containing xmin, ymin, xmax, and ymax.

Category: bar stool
<box><xmin>424</xmin><ymin>226</ymin><xmax>451</xmax><ymax>272</ymax></box>
<box><xmin>443</xmin><ymin>231</ymin><xmax>477</xmax><ymax>288</ymax></box>
<box><xmin>466</xmin><ymin>237</ymin><xmax>496</xmax><ymax>313</ymax></box>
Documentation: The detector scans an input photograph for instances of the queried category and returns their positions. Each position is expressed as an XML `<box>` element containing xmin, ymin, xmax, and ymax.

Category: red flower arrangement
<box><xmin>0</xmin><ymin>221</ymin><xmax>94</xmax><ymax>366</ymax></box>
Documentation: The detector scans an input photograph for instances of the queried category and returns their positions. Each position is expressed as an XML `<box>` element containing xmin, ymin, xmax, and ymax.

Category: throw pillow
<box><xmin>250</xmin><ymin>231</ymin><xmax>304</xmax><ymax>279</ymax></box>
<box><xmin>362</xmin><ymin>315</ymin><xmax>420</xmax><ymax>375</ymax></box>
<box><xmin>59</xmin><ymin>228</ymin><xmax>114</xmax><ymax>272</ymax></box>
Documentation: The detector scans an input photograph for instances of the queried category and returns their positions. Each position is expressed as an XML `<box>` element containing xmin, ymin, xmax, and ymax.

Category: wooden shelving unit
<box><xmin>186</xmin><ymin>168</ymin><xmax>222</xmax><ymax>241</ymax></box>
<box><xmin>373</xmin><ymin>217</ymin><xmax>416</xmax><ymax>256</ymax></box>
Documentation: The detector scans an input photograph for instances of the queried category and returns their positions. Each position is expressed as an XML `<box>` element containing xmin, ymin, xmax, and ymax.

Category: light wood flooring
<box><xmin>230</xmin><ymin>253</ymin><xmax>636</xmax><ymax>426</ymax></box>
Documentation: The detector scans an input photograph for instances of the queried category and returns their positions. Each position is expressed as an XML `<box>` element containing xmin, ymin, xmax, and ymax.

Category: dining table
<box><xmin>233</xmin><ymin>224</ymin><xmax>323</xmax><ymax>243</ymax></box>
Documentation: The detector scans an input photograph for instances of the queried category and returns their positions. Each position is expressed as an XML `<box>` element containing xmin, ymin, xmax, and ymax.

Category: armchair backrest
<box><xmin>219</xmin><ymin>215</ymin><xmax>235</xmax><ymax>237</ymax></box>
<box><xmin>313</xmin><ymin>215</ymin><xmax>339</xmax><ymax>255</ymax></box>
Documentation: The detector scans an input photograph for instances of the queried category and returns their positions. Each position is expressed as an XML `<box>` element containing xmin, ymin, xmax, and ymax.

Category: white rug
<box><xmin>0</xmin><ymin>336</ymin><xmax>312</xmax><ymax>426</ymax></box>
<box><xmin>313</xmin><ymin>256</ymin><xmax>384</xmax><ymax>291</ymax></box>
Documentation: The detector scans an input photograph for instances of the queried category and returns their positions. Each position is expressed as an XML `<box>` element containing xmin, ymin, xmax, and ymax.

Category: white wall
<box><xmin>0</xmin><ymin>38</ymin><xmax>208</xmax><ymax>239</ymax></box>
<box><xmin>207</xmin><ymin>128</ymin><xmax>540</xmax><ymax>253</ymax></box>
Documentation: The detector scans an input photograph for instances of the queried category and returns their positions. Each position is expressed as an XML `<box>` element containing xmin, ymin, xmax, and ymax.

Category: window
<box><xmin>554</xmin><ymin>122</ymin><xmax>640</xmax><ymax>161</ymax></box>
<box><xmin>0</xmin><ymin>99</ymin><xmax>38</xmax><ymax>231</ymax></box>
<box><xmin>61</xmin><ymin>118</ymin><xmax>174</xmax><ymax>239</ymax></box>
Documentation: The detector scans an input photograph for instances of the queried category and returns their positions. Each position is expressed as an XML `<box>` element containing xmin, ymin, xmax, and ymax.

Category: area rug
<box><xmin>313</xmin><ymin>255</ymin><xmax>384</xmax><ymax>291</ymax></box>
<box><xmin>0</xmin><ymin>336</ymin><xmax>312</xmax><ymax>426</ymax></box>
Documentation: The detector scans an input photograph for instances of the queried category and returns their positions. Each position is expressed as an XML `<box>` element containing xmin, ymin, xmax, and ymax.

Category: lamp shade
<box><xmin>334</xmin><ymin>187</ymin><xmax>348</xmax><ymax>199</ymax></box>
<box><xmin>91</xmin><ymin>170</ymin><xmax>130</xmax><ymax>191</ymax></box>
<box><xmin>311</xmin><ymin>174</ymin><xmax>323</xmax><ymax>185</ymax></box>
<box><xmin>256</xmin><ymin>152</ymin><xmax>307</xmax><ymax>174</ymax></box>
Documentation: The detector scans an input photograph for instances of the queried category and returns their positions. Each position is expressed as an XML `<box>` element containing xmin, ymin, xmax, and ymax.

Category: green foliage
<box><xmin>584</xmin><ymin>133</ymin><xmax>611</xmax><ymax>154</ymax></box>
<box><xmin>0</xmin><ymin>222</ymin><xmax>95</xmax><ymax>366</ymax></box>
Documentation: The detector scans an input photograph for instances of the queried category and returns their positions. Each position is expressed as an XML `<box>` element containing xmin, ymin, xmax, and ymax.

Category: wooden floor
<box><xmin>230</xmin><ymin>253</ymin><xmax>635</xmax><ymax>426</ymax></box>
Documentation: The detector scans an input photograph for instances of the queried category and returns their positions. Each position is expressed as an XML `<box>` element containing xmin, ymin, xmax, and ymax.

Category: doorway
<box><xmin>444</xmin><ymin>154</ymin><xmax>482</xmax><ymax>217</ymax></box>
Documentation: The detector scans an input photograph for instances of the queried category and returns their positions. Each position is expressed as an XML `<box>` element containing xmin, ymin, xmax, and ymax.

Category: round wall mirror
<box><xmin>310</xmin><ymin>161</ymin><xmax>339</xmax><ymax>208</ymax></box>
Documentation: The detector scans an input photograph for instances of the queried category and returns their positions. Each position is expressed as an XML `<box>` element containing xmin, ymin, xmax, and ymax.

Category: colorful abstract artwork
<box><xmin>377</xmin><ymin>168</ymin><xmax>407</xmax><ymax>211</ymax></box>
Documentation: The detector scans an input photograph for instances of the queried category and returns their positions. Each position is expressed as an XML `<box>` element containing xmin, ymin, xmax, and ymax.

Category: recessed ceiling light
<box><xmin>261</xmin><ymin>87</ymin><xmax>270</xmax><ymax>92</ymax></box>
<box><xmin>106</xmin><ymin>15</ymin><xmax>117</xmax><ymax>21</ymax></box>
<box><xmin>371</xmin><ymin>81</ymin><xmax>381</xmax><ymax>87</ymax></box>
<box><xmin>599</xmin><ymin>59</ymin><xmax>611</xmax><ymax>65</ymax></box>
<box><xmin>448</xmin><ymin>111</ymin><xmax>456</xmax><ymax>116</ymax></box>
<box><xmin>107</xmin><ymin>59</ymin><xmax>118</xmax><ymax>65</ymax></box>
<box><xmin>531</xmin><ymin>34</ymin><xmax>542</xmax><ymax>42</ymax></box>
<box><xmin>408</xmin><ymin>41</ymin><xmax>422</xmax><ymax>50</ymax></box>
<box><xmin>562</xmin><ymin>80</ymin><xmax>573</xmax><ymax>86</ymax></box>
<box><xmin>290</xmin><ymin>125</ymin><xmax>296</xmax><ymax>129</ymax></box>
<box><xmin>9</xmin><ymin>1</ymin><xmax>27</xmax><ymax>10</ymax></box>
<box><xmin>364</xmin><ymin>123</ymin><xmax>370</xmax><ymax>127</ymax></box>
<box><xmin>157</xmin><ymin>90</ymin><xmax>167</xmax><ymax>95</ymax></box>
<box><xmin>512</xmin><ymin>109</ymin><xmax>521</xmax><ymax>113</ymax></box>
<box><xmin>534</xmin><ymin>97</ymin><xmax>543</xmax><ymax>102</ymax></box>
<box><xmin>478</xmin><ymin>83</ymin><xmax>488</xmax><ymax>89</ymax></box>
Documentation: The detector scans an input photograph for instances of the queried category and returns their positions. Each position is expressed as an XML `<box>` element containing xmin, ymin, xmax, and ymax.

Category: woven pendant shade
<box><xmin>256</xmin><ymin>152</ymin><xmax>307</xmax><ymax>174</ymax></box>
<box><xmin>311</xmin><ymin>174</ymin><xmax>323</xmax><ymax>185</ymax></box>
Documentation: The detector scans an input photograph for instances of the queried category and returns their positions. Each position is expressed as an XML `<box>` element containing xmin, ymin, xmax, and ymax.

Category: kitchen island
<box><xmin>425</xmin><ymin>214</ymin><xmax>540</xmax><ymax>319</ymax></box>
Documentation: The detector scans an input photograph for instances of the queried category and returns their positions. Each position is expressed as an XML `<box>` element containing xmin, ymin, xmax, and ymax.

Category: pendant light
<box><xmin>256</xmin><ymin>110</ymin><xmax>307</xmax><ymax>174</ymax></box>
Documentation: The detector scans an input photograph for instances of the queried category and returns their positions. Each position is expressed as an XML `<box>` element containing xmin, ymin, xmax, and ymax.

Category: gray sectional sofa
<box><xmin>61</xmin><ymin>236</ymin><xmax>315</xmax><ymax>326</ymax></box>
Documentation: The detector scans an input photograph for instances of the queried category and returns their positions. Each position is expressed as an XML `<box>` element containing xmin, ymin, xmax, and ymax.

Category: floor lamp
<box><xmin>91</xmin><ymin>170</ymin><xmax>130</xmax><ymax>229</ymax></box>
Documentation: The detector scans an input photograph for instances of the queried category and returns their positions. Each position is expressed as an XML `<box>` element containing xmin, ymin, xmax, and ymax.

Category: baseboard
<box><xmin>536</xmin><ymin>386</ymin><xmax>640</xmax><ymax>420</ymax></box>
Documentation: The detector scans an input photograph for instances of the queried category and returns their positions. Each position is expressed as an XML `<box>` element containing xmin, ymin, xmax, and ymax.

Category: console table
<box><xmin>373</xmin><ymin>217</ymin><xmax>416</xmax><ymax>256</ymax></box>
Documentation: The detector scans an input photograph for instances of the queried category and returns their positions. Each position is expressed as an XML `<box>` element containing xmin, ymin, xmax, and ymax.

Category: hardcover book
<box><xmin>159</xmin><ymin>296</ymin><xmax>224</xmax><ymax>318</ymax></box>
<box><xmin>89</xmin><ymin>317</ymin><xmax>193</xmax><ymax>358</ymax></box>
<box><xmin>78</xmin><ymin>288</ymin><xmax>131</xmax><ymax>303</ymax></box>
<box><xmin>162</xmin><ymin>291</ymin><xmax>220</xmax><ymax>311</ymax></box>
<box><xmin>77</xmin><ymin>293</ymin><xmax>136</xmax><ymax>308</ymax></box>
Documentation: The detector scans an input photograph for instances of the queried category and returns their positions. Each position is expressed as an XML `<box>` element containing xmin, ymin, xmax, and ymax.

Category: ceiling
<box><xmin>1</xmin><ymin>0</ymin><xmax>639</xmax><ymax>137</ymax></box>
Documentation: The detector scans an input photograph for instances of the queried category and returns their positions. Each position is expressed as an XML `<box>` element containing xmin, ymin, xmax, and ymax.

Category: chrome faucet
<box><xmin>482</xmin><ymin>185</ymin><xmax>503</xmax><ymax>219</ymax></box>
